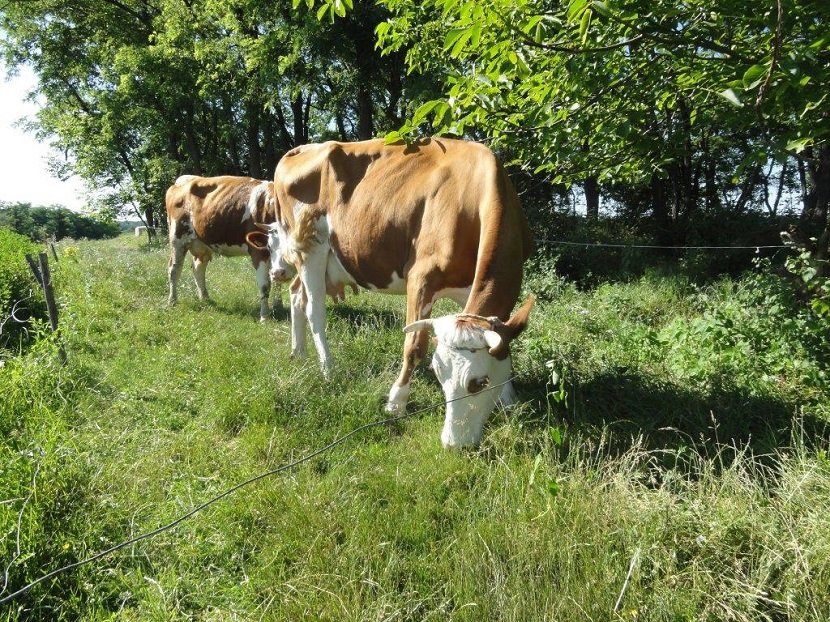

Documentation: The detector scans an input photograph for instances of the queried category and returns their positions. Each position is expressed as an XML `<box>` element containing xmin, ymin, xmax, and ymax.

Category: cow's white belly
<box><xmin>367</xmin><ymin>272</ymin><xmax>407</xmax><ymax>295</ymax></box>
<box><xmin>208</xmin><ymin>243</ymin><xmax>249</xmax><ymax>257</ymax></box>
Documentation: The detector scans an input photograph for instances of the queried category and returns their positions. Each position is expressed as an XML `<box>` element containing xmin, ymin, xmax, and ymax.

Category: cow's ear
<box><xmin>488</xmin><ymin>295</ymin><xmax>535</xmax><ymax>358</ymax></box>
<box><xmin>245</xmin><ymin>230</ymin><xmax>269</xmax><ymax>250</ymax></box>
<box><xmin>504</xmin><ymin>295</ymin><xmax>535</xmax><ymax>337</ymax></box>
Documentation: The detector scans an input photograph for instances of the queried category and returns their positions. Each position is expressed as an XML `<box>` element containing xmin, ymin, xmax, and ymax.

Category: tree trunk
<box><xmin>291</xmin><ymin>93</ymin><xmax>305</xmax><ymax>147</ymax></box>
<box><xmin>802</xmin><ymin>145</ymin><xmax>830</xmax><ymax>225</ymax></box>
<box><xmin>651</xmin><ymin>174</ymin><xmax>672</xmax><ymax>246</ymax></box>
<box><xmin>245</xmin><ymin>102</ymin><xmax>262</xmax><ymax>179</ymax></box>
<box><xmin>584</xmin><ymin>176</ymin><xmax>599</xmax><ymax>221</ymax></box>
<box><xmin>182</xmin><ymin>103</ymin><xmax>203</xmax><ymax>175</ymax></box>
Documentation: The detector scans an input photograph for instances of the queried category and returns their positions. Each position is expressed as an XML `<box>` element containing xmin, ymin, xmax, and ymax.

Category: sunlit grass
<box><xmin>0</xmin><ymin>234</ymin><xmax>828</xmax><ymax>621</ymax></box>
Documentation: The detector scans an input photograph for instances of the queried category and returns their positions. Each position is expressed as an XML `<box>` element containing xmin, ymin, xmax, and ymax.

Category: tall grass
<box><xmin>1</xmin><ymin>235</ymin><xmax>828</xmax><ymax>621</ymax></box>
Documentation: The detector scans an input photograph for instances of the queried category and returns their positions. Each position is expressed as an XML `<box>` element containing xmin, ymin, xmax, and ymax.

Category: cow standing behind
<box><xmin>250</xmin><ymin>138</ymin><xmax>534</xmax><ymax>448</ymax></box>
<box><xmin>166</xmin><ymin>175</ymin><xmax>281</xmax><ymax>322</ymax></box>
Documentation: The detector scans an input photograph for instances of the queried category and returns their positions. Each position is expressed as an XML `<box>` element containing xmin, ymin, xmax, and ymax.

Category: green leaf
<box><xmin>550</xmin><ymin>427</ymin><xmax>563</xmax><ymax>446</ymax></box>
<box><xmin>411</xmin><ymin>99</ymin><xmax>440</xmax><ymax>126</ymax></box>
<box><xmin>592</xmin><ymin>0</ymin><xmax>610</xmax><ymax>17</ymax></box>
<box><xmin>470</xmin><ymin>22</ymin><xmax>482</xmax><ymax>48</ymax></box>
<box><xmin>579</xmin><ymin>9</ymin><xmax>592</xmax><ymax>44</ymax></box>
<box><xmin>567</xmin><ymin>0</ymin><xmax>588</xmax><ymax>21</ymax></box>
<box><xmin>719</xmin><ymin>88</ymin><xmax>743</xmax><ymax>107</ymax></box>
<box><xmin>444</xmin><ymin>27</ymin><xmax>467</xmax><ymax>51</ymax></box>
<box><xmin>548</xmin><ymin>480</ymin><xmax>560</xmax><ymax>497</ymax></box>
<box><xmin>316</xmin><ymin>3</ymin><xmax>329</xmax><ymax>20</ymax></box>
<box><xmin>742</xmin><ymin>64</ymin><xmax>767</xmax><ymax>89</ymax></box>
<box><xmin>785</xmin><ymin>137</ymin><xmax>812</xmax><ymax>153</ymax></box>
<box><xmin>450</xmin><ymin>29</ymin><xmax>472</xmax><ymax>57</ymax></box>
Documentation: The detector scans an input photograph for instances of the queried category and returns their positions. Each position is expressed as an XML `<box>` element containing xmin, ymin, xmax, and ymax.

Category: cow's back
<box><xmin>274</xmin><ymin>138</ymin><xmax>531</xmax><ymax>316</ymax></box>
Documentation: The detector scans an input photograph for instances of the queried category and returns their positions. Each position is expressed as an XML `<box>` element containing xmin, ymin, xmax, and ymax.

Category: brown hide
<box><xmin>165</xmin><ymin>176</ymin><xmax>275</xmax><ymax>249</ymax></box>
<box><xmin>273</xmin><ymin>138</ymin><xmax>532</xmax><ymax>320</ymax></box>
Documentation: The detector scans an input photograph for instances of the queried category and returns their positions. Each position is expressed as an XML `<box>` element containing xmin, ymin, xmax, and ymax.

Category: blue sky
<box><xmin>0</xmin><ymin>64</ymin><xmax>85</xmax><ymax>210</ymax></box>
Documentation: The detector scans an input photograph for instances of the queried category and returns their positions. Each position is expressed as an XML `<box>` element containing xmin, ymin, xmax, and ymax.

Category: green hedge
<box><xmin>0</xmin><ymin>227</ymin><xmax>45</xmax><ymax>350</ymax></box>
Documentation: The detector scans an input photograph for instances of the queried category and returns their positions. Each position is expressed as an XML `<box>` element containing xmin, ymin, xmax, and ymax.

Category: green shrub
<box><xmin>0</xmin><ymin>227</ymin><xmax>45</xmax><ymax>350</ymax></box>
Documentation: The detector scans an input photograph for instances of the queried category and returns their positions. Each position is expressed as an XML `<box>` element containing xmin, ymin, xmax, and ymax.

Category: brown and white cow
<box><xmin>252</xmin><ymin>138</ymin><xmax>534</xmax><ymax>448</ymax></box>
<box><xmin>166</xmin><ymin>175</ymin><xmax>281</xmax><ymax>322</ymax></box>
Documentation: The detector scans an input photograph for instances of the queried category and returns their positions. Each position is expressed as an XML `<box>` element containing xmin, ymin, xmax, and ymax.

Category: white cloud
<box><xmin>0</xmin><ymin>64</ymin><xmax>86</xmax><ymax>211</ymax></box>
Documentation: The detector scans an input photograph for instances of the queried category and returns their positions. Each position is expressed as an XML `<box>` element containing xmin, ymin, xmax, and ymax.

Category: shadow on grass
<box><xmin>330</xmin><ymin>304</ymin><xmax>402</xmax><ymax>330</ymax></box>
<box><xmin>208</xmin><ymin>298</ymin><xmax>291</xmax><ymax>322</ymax></box>
<box><xmin>513</xmin><ymin>369</ymin><xmax>829</xmax><ymax>463</ymax></box>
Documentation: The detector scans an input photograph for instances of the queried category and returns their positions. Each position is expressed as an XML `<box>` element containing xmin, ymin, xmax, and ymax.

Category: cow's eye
<box><xmin>466</xmin><ymin>376</ymin><xmax>490</xmax><ymax>394</ymax></box>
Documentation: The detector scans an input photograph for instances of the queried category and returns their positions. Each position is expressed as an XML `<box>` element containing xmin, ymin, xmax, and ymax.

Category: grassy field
<box><xmin>1</xmin><ymin>234</ymin><xmax>829</xmax><ymax>621</ymax></box>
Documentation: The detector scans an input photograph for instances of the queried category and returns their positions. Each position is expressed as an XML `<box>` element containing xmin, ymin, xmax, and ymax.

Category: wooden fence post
<box><xmin>25</xmin><ymin>252</ymin><xmax>66</xmax><ymax>363</ymax></box>
<box><xmin>25</xmin><ymin>254</ymin><xmax>43</xmax><ymax>288</ymax></box>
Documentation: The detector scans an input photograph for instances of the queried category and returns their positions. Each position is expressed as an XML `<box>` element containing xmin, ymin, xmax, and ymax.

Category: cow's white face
<box><xmin>405</xmin><ymin>313</ymin><xmax>521</xmax><ymax>449</ymax></box>
<box><xmin>247</xmin><ymin>222</ymin><xmax>296</xmax><ymax>283</ymax></box>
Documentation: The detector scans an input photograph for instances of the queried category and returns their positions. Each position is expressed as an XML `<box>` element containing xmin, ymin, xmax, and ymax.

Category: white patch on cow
<box><xmin>372</xmin><ymin>272</ymin><xmax>407</xmax><ymax>294</ymax></box>
<box><xmin>208</xmin><ymin>243</ymin><xmax>249</xmax><ymax>257</ymax></box>
<box><xmin>433</xmin><ymin>287</ymin><xmax>471</xmax><ymax>307</ymax></box>
<box><xmin>325</xmin><ymin>245</ymin><xmax>359</xmax><ymax>292</ymax></box>
<box><xmin>416</xmin><ymin>315</ymin><xmax>514</xmax><ymax>449</ymax></box>
<box><xmin>386</xmin><ymin>381</ymin><xmax>411</xmax><ymax>413</ymax></box>
<box><xmin>242</xmin><ymin>182</ymin><xmax>269</xmax><ymax>224</ymax></box>
<box><xmin>174</xmin><ymin>174</ymin><xmax>198</xmax><ymax>186</ymax></box>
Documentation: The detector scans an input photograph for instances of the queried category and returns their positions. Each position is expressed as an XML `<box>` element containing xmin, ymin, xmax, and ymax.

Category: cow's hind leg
<box><xmin>386</xmin><ymin>273</ymin><xmax>436</xmax><ymax>413</ymax></box>
<box><xmin>167</xmin><ymin>234</ymin><xmax>187</xmax><ymax>306</ymax></box>
<box><xmin>192</xmin><ymin>254</ymin><xmax>211</xmax><ymax>301</ymax></box>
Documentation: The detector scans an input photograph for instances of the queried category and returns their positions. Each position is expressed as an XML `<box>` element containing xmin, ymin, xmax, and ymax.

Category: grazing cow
<box><xmin>251</xmin><ymin>138</ymin><xmax>534</xmax><ymax>448</ymax></box>
<box><xmin>166</xmin><ymin>175</ymin><xmax>281</xmax><ymax>322</ymax></box>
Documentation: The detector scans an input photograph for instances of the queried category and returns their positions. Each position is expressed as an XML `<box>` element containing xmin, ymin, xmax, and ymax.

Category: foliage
<box><xmin>0</xmin><ymin>201</ymin><xmax>120</xmax><ymax>242</ymax></box>
<box><xmin>374</xmin><ymin>0</ymin><xmax>830</xmax><ymax>180</ymax></box>
<box><xmin>786</xmin><ymin>247</ymin><xmax>830</xmax><ymax>317</ymax></box>
<box><xmin>1</xmin><ymin>236</ymin><xmax>829</xmax><ymax>619</ymax></box>
<box><xmin>0</xmin><ymin>227</ymin><xmax>45</xmax><ymax>351</ymax></box>
<box><xmin>0</xmin><ymin>0</ymin><xmax>422</xmax><ymax>227</ymax></box>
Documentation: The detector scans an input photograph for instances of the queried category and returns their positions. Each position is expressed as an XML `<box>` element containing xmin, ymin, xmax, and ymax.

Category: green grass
<box><xmin>1</xmin><ymin>234</ymin><xmax>829</xmax><ymax>621</ymax></box>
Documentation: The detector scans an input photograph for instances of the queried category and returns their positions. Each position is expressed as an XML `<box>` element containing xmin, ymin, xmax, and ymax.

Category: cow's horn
<box><xmin>403</xmin><ymin>319</ymin><xmax>435</xmax><ymax>333</ymax></box>
<box><xmin>483</xmin><ymin>330</ymin><xmax>503</xmax><ymax>353</ymax></box>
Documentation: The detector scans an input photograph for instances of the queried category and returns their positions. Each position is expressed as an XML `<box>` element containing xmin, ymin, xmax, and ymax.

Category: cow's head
<box><xmin>245</xmin><ymin>222</ymin><xmax>296</xmax><ymax>283</ymax></box>
<box><xmin>404</xmin><ymin>295</ymin><xmax>534</xmax><ymax>449</ymax></box>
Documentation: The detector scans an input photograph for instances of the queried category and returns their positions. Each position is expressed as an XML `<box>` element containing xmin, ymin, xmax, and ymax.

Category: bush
<box><xmin>0</xmin><ymin>227</ymin><xmax>45</xmax><ymax>351</ymax></box>
<box><xmin>0</xmin><ymin>202</ymin><xmax>120</xmax><ymax>242</ymax></box>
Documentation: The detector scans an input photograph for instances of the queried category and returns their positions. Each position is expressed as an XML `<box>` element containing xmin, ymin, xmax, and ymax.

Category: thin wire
<box><xmin>0</xmin><ymin>376</ymin><xmax>516</xmax><ymax>605</ymax></box>
<box><xmin>537</xmin><ymin>238</ymin><xmax>790</xmax><ymax>250</ymax></box>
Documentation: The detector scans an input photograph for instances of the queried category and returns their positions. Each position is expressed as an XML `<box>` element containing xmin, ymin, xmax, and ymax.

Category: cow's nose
<box><xmin>271</xmin><ymin>269</ymin><xmax>288</xmax><ymax>282</ymax></box>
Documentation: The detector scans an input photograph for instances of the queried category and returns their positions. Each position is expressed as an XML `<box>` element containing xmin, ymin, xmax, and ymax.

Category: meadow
<box><xmin>1</xmin><ymin>234</ymin><xmax>829</xmax><ymax>621</ymax></box>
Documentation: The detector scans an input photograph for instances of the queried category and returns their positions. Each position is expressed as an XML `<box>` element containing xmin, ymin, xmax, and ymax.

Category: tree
<box><xmin>372</xmin><ymin>0</ymin><xmax>830</xmax><ymax>247</ymax></box>
<box><xmin>0</xmin><ymin>0</ymin><xmax>415</xmax><ymax>228</ymax></box>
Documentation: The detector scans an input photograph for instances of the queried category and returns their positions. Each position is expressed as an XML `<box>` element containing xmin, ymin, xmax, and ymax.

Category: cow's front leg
<box><xmin>253</xmin><ymin>257</ymin><xmax>271</xmax><ymax>322</ymax></box>
<box><xmin>386</xmin><ymin>328</ymin><xmax>429</xmax><ymax>413</ymax></box>
<box><xmin>299</xmin><ymin>250</ymin><xmax>333</xmax><ymax>379</ymax></box>
<box><xmin>386</xmin><ymin>276</ymin><xmax>435</xmax><ymax>412</ymax></box>
<box><xmin>288</xmin><ymin>276</ymin><xmax>308</xmax><ymax>359</ymax></box>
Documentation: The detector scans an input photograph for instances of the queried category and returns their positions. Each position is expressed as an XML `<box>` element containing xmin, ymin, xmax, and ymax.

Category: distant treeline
<box><xmin>0</xmin><ymin>201</ymin><xmax>120</xmax><ymax>242</ymax></box>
